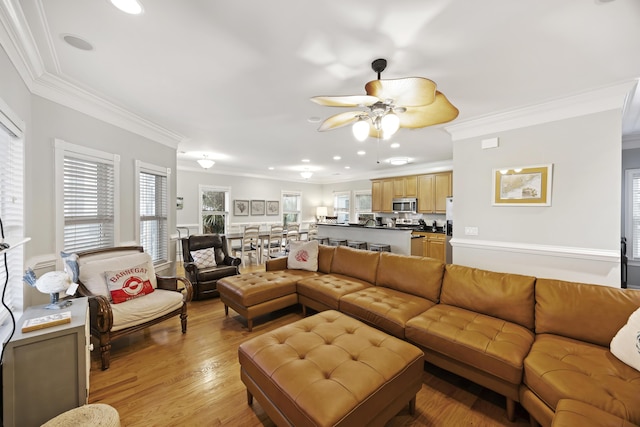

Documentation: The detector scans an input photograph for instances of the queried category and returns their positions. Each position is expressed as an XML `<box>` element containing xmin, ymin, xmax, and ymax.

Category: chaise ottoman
<box><xmin>238</xmin><ymin>310</ymin><xmax>424</xmax><ymax>426</ymax></box>
<box><xmin>218</xmin><ymin>270</ymin><xmax>318</xmax><ymax>331</ymax></box>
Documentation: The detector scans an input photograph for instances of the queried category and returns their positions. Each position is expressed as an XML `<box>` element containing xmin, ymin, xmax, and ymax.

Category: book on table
<box><xmin>21</xmin><ymin>311</ymin><xmax>72</xmax><ymax>333</ymax></box>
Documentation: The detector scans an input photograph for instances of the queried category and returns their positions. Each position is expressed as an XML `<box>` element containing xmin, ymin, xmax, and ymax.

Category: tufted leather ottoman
<box><xmin>218</xmin><ymin>270</ymin><xmax>318</xmax><ymax>331</ymax></box>
<box><xmin>239</xmin><ymin>310</ymin><xmax>424</xmax><ymax>426</ymax></box>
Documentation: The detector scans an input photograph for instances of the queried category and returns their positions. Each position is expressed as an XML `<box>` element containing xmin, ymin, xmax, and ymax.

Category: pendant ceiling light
<box><xmin>110</xmin><ymin>0</ymin><xmax>144</xmax><ymax>15</ymax></box>
<box><xmin>197</xmin><ymin>155</ymin><xmax>215</xmax><ymax>169</ymax></box>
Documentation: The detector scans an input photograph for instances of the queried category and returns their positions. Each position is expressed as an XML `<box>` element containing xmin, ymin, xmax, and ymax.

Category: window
<box><xmin>333</xmin><ymin>191</ymin><xmax>350</xmax><ymax>224</ymax></box>
<box><xmin>355</xmin><ymin>190</ymin><xmax>373</xmax><ymax>223</ymax></box>
<box><xmin>0</xmin><ymin>101</ymin><xmax>24</xmax><ymax>330</ymax></box>
<box><xmin>200</xmin><ymin>185</ymin><xmax>229</xmax><ymax>234</ymax></box>
<box><xmin>626</xmin><ymin>168</ymin><xmax>640</xmax><ymax>261</ymax></box>
<box><xmin>282</xmin><ymin>192</ymin><xmax>301</xmax><ymax>225</ymax></box>
<box><xmin>55</xmin><ymin>140</ymin><xmax>120</xmax><ymax>253</ymax></box>
<box><xmin>136</xmin><ymin>161</ymin><xmax>169</xmax><ymax>264</ymax></box>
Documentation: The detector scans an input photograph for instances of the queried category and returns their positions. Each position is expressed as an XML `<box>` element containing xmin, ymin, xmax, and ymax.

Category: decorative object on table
<box><xmin>250</xmin><ymin>200</ymin><xmax>265</xmax><ymax>216</ymax></box>
<box><xmin>492</xmin><ymin>164</ymin><xmax>553</xmax><ymax>206</ymax></box>
<box><xmin>266</xmin><ymin>200</ymin><xmax>279</xmax><ymax>216</ymax></box>
<box><xmin>21</xmin><ymin>311</ymin><xmax>71</xmax><ymax>333</ymax></box>
<box><xmin>311</xmin><ymin>58</ymin><xmax>458</xmax><ymax>142</ymax></box>
<box><xmin>316</xmin><ymin>206</ymin><xmax>328</xmax><ymax>222</ymax></box>
<box><xmin>23</xmin><ymin>269</ymin><xmax>74</xmax><ymax>309</ymax></box>
<box><xmin>233</xmin><ymin>199</ymin><xmax>249</xmax><ymax>216</ymax></box>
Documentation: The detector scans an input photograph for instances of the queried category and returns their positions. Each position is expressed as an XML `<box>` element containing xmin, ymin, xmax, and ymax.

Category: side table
<box><xmin>2</xmin><ymin>297</ymin><xmax>90</xmax><ymax>427</ymax></box>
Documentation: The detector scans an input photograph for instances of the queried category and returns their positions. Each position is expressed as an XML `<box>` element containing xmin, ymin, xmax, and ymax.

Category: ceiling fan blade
<box><xmin>317</xmin><ymin>111</ymin><xmax>362</xmax><ymax>131</ymax></box>
<box><xmin>365</xmin><ymin>77</ymin><xmax>437</xmax><ymax>107</ymax></box>
<box><xmin>311</xmin><ymin>95</ymin><xmax>380</xmax><ymax>107</ymax></box>
<box><xmin>398</xmin><ymin>92</ymin><xmax>459</xmax><ymax>128</ymax></box>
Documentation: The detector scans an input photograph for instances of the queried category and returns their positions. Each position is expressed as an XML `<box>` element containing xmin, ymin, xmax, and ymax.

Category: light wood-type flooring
<box><xmin>88</xmin><ymin>264</ymin><xmax>532</xmax><ymax>426</ymax></box>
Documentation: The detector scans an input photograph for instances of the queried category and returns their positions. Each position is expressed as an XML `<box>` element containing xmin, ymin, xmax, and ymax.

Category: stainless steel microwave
<box><xmin>392</xmin><ymin>198</ymin><xmax>417</xmax><ymax>213</ymax></box>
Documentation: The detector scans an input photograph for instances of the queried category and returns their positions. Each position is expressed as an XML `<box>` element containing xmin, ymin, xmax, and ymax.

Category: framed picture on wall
<box><xmin>250</xmin><ymin>200</ymin><xmax>265</xmax><ymax>216</ymax></box>
<box><xmin>234</xmin><ymin>200</ymin><xmax>249</xmax><ymax>216</ymax></box>
<box><xmin>492</xmin><ymin>164</ymin><xmax>553</xmax><ymax>206</ymax></box>
<box><xmin>266</xmin><ymin>200</ymin><xmax>279</xmax><ymax>216</ymax></box>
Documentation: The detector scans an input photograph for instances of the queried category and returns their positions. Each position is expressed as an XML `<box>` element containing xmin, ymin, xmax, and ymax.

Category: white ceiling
<box><xmin>3</xmin><ymin>0</ymin><xmax>640</xmax><ymax>182</ymax></box>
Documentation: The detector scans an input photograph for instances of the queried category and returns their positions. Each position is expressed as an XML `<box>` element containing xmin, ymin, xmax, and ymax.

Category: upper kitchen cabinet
<box><xmin>393</xmin><ymin>176</ymin><xmax>417</xmax><ymax>198</ymax></box>
<box><xmin>372</xmin><ymin>179</ymin><xmax>394</xmax><ymax>212</ymax></box>
<box><xmin>418</xmin><ymin>172</ymin><xmax>452</xmax><ymax>214</ymax></box>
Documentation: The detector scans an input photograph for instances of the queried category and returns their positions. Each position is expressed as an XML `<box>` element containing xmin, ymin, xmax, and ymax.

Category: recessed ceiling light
<box><xmin>333</xmin><ymin>156</ymin><xmax>341</xmax><ymax>160</ymax></box>
<box><xmin>307</xmin><ymin>116</ymin><xmax>322</xmax><ymax>123</ymax></box>
<box><xmin>301</xmin><ymin>159</ymin><xmax>310</xmax><ymax>163</ymax></box>
<box><xmin>110</xmin><ymin>0</ymin><xmax>144</xmax><ymax>14</ymax></box>
<box><xmin>345</xmin><ymin>166</ymin><xmax>351</xmax><ymax>169</ymax></box>
<box><xmin>268</xmin><ymin>167</ymin><xmax>274</xmax><ymax>170</ymax></box>
<box><xmin>62</xmin><ymin>34</ymin><xmax>94</xmax><ymax>51</ymax></box>
<box><xmin>390</xmin><ymin>143</ymin><xmax>400</xmax><ymax>148</ymax></box>
<box><xmin>388</xmin><ymin>157</ymin><xmax>410</xmax><ymax>166</ymax></box>
<box><xmin>357</xmin><ymin>151</ymin><xmax>366</xmax><ymax>156</ymax></box>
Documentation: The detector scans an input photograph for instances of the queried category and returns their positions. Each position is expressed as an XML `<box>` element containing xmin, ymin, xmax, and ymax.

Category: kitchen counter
<box><xmin>317</xmin><ymin>224</ymin><xmax>411</xmax><ymax>255</ymax></box>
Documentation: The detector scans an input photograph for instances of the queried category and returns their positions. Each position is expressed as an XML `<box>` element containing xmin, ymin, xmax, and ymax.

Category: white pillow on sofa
<box><xmin>610</xmin><ymin>307</ymin><xmax>640</xmax><ymax>371</ymax></box>
<box><xmin>287</xmin><ymin>240</ymin><xmax>319</xmax><ymax>272</ymax></box>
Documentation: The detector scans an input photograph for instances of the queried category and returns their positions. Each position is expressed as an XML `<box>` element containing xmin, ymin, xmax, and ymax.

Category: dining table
<box><xmin>224</xmin><ymin>229</ymin><xmax>308</xmax><ymax>263</ymax></box>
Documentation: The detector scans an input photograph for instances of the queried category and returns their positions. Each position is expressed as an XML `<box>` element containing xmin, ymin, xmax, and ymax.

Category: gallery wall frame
<box><xmin>250</xmin><ymin>200</ymin><xmax>265</xmax><ymax>216</ymax></box>
<box><xmin>492</xmin><ymin>164</ymin><xmax>553</xmax><ymax>206</ymax></box>
<box><xmin>234</xmin><ymin>199</ymin><xmax>249</xmax><ymax>216</ymax></box>
<box><xmin>266</xmin><ymin>200</ymin><xmax>279</xmax><ymax>216</ymax></box>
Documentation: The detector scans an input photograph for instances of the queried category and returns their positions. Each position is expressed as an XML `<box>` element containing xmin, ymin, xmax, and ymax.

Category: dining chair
<box><xmin>233</xmin><ymin>225</ymin><xmax>260</xmax><ymax>266</ymax></box>
<box><xmin>264</xmin><ymin>224</ymin><xmax>285</xmax><ymax>261</ymax></box>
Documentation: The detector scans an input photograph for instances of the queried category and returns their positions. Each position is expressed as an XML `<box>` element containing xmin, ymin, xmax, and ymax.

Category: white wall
<box><xmin>452</xmin><ymin>110</ymin><xmax>622</xmax><ymax>286</ymax></box>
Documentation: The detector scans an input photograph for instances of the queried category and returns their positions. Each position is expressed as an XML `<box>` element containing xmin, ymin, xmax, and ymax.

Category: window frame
<box><xmin>54</xmin><ymin>139</ymin><xmax>121</xmax><ymax>257</ymax></box>
<box><xmin>625</xmin><ymin>168</ymin><xmax>640</xmax><ymax>264</ymax></box>
<box><xmin>333</xmin><ymin>190</ymin><xmax>350</xmax><ymax>224</ymax></box>
<box><xmin>282</xmin><ymin>191</ymin><xmax>301</xmax><ymax>226</ymax></box>
<box><xmin>135</xmin><ymin>160</ymin><xmax>171</xmax><ymax>266</ymax></box>
<box><xmin>354</xmin><ymin>189</ymin><xmax>373</xmax><ymax>223</ymax></box>
<box><xmin>199</xmin><ymin>185</ymin><xmax>230</xmax><ymax>234</ymax></box>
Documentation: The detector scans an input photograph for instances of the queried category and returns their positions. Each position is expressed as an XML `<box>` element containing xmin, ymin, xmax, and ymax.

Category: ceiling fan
<box><xmin>310</xmin><ymin>58</ymin><xmax>459</xmax><ymax>141</ymax></box>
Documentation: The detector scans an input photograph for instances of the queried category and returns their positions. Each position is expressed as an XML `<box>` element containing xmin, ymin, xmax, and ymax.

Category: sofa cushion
<box><xmin>523</xmin><ymin>333</ymin><xmax>640</xmax><ymax>425</ymax></box>
<box><xmin>217</xmin><ymin>270</ymin><xmax>316</xmax><ymax>307</ymax></box>
<box><xmin>339</xmin><ymin>287</ymin><xmax>436</xmax><ymax>339</ymax></box>
<box><xmin>317</xmin><ymin>244</ymin><xmax>335</xmax><ymax>274</ymax></box>
<box><xmin>329</xmin><ymin>246</ymin><xmax>379</xmax><ymax>284</ymax></box>
<box><xmin>110</xmin><ymin>288</ymin><xmax>183</xmax><ymax>331</ymax></box>
<box><xmin>297</xmin><ymin>273</ymin><xmax>372</xmax><ymax>310</ymax></box>
<box><xmin>441</xmin><ymin>264</ymin><xmax>536</xmax><ymax>330</ymax></box>
<box><xmin>406</xmin><ymin>304</ymin><xmax>534</xmax><ymax>384</ymax></box>
<box><xmin>104</xmin><ymin>262</ymin><xmax>155</xmax><ymax>303</ymax></box>
<box><xmin>287</xmin><ymin>240</ymin><xmax>319</xmax><ymax>271</ymax></box>
<box><xmin>376</xmin><ymin>252</ymin><xmax>444</xmax><ymax>302</ymax></box>
<box><xmin>552</xmin><ymin>399</ymin><xmax>640</xmax><ymax>427</ymax></box>
<box><xmin>610</xmin><ymin>307</ymin><xmax>640</xmax><ymax>371</ymax></box>
<box><xmin>535</xmin><ymin>279</ymin><xmax>640</xmax><ymax>347</ymax></box>
<box><xmin>79</xmin><ymin>252</ymin><xmax>157</xmax><ymax>298</ymax></box>
<box><xmin>190</xmin><ymin>247</ymin><xmax>217</xmax><ymax>268</ymax></box>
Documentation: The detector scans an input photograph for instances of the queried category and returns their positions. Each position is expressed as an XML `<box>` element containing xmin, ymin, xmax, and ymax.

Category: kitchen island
<box><xmin>317</xmin><ymin>223</ymin><xmax>412</xmax><ymax>255</ymax></box>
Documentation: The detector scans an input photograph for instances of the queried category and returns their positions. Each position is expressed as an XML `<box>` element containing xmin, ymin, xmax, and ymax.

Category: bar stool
<box><xmin>311</xmin><ymin>236</ymin><xmax>330</xmax><ymax>245</ymax></box>
<box><xmin>328</xmin><ymin>238</ymin><xmax>347</xmax><ymax>246</ymax></box>
<box><xmin>369</xmin><ymin>243</ymin><xmax>391</xmax><ymax>252</ymax></box>
<box><xmin>347</xmin><ymin>241</ymin><xmax>367</xmax><ymax>250</ymax></box>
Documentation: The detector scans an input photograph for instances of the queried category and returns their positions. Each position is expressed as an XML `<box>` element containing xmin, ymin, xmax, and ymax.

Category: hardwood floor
<box><xmin>88</xmin><ymin>264</ymin><xmax>532</xmax><ymax>426</ymax></box>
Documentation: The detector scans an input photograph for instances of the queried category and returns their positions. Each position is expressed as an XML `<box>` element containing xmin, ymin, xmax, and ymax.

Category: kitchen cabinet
<box><xmin>393</xmin><ymin>176</ymin><xmax>417</xmax><ymax>198</ymax></box>
<box><xmin>372</xmin><ymin>180</ymin><xmax>382</xmax><ymax>212</ymax></box>
<box><xmin>372</xmin><ymin>179</ymin><xmax>394</xmax><ymax>212</ymax></box>
<box><xmin>418</xmin><ymin>172</ymin><xmax>452</xmax><ymax>214</ymax></box>
<box><xmin>411</xmin><ymin>231</ymin><xmax>446</xmax><ymax>262</ymax></box>
<box><xmin>3</xmin><ymin>297</ymin><xmax>90</xmax><ymax>427</ymax></box>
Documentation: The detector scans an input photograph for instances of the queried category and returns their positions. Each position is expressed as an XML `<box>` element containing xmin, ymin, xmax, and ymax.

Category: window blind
<box><xmin>139</xmin><ymin>171</ymin><xmax>168</xmax><ymax>263</ymax></box>
<box><xmin>63</xmin><ymin>155</ymin><xmax>115</xmax><ymax>252</ymax></box>
<box><xmin>282</xmin><ymin>192</ymin><xmax>301</xmax><ymax>225</ymax></box>
<box><xmin>630</xmin><ymin>169</ymin><xmax>640</xmax><ymax>260</ymax></box>
<box><xmin>0</xmin><ymin>124</ymin><xmax>24</xmax><ymax>327</ymax></box>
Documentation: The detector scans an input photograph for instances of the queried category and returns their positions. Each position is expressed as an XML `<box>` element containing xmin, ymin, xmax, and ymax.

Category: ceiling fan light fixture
<box><xmin>381</xmin><ymin>112</ymin><xmax>400</xmax><ymax>136</ymax></box>
<box><xmin>110</xmin><ymin>0</ymin><xmax>144</xmax><ymax>15</ymax></box>
<box><xmin>352</xmin><ymin>119</ymin><xmax>369</xmax><ymax>141</ymax></box>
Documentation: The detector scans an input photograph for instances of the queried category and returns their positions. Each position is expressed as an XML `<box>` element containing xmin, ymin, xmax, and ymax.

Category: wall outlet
<box><xmin>464</xmin><ymin>226</ymin><xmax>479</xmax><ymax>236</ymax></box>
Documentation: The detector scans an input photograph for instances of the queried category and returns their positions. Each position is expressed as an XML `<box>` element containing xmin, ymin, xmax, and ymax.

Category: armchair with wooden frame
<box><xmin>181</xmin><ymin>234</ymin><xmax>241</xmax><ymax>300</ymax></box>
<box><xmin>73</xmin><ymin>246</ymin><xmax>193</xmax><ymax>370</ymax></box>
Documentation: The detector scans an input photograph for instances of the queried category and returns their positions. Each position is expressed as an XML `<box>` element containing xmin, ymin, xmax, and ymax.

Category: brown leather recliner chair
<box><xmin>181</xmin><ymin>234</ymin><xmax>241</xmax><ymax>300</ymax></box>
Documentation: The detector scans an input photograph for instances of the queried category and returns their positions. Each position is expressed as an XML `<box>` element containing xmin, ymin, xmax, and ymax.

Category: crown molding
<box><xmin>622</xmin><ymin>133</ymin><xmax>640</xmax><ymax>150</ymax></box>
<box><xmin>0</xmin><ymin>0</ymin><xmax>184</xmax><ymax>149</ymax></box>
<box><xmin>445</xmin><ymin>80</ymin><xmax>637</xmax><ymax>141</ymax></box>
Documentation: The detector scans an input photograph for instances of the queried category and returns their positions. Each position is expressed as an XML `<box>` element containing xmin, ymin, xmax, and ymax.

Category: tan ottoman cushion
<box><xmin>552</xmin><ymin>399</ymin><xmax>639</xmax><ymax>427</ymax></box>
<box><xmin>218</xmin><ymin>271</ymin><xmax>313</xmax><ymax>307</ymax></box>
<box><xmin>239</xmin><ymin>310</ymin><xmax>424</xmax><ymax>427</ymax></box>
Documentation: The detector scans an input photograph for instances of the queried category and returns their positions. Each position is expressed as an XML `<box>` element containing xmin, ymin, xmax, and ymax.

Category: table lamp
<box><xmin>316</xmin><ymin>206</ymin><xmax>328</xmax><ymax>223</ymax></box>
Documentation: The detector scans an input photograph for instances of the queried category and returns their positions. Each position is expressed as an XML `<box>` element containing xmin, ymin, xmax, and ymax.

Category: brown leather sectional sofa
<box><xmin>238</xmin><ymin>245</ymin><xmax>640</xmax><ymax>426</ymax></box>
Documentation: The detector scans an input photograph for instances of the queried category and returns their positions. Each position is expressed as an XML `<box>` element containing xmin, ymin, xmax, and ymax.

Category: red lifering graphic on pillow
<box><xmin>295</xmin><ymin>250</ymin><xmax>309</xmax><ymax>262</ymax></box>
<box><xmin>123</xmin><ymin>276</ymin><xmax>145</xmax><ymax>296</ymax></box>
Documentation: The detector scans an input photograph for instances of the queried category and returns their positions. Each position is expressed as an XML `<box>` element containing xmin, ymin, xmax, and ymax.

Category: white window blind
<box><xmin>355</xmin><ymin>190</ymin><xmax>372</xmax><ymax>222</ymax></box>
<box><xmin>139</xmin><ymin>168</ymin><xmax>168</xmax><ymax>263</ymax></box>
<box><xmin>627</xmin><ymin>168</ymin><xmax>640</xmax><ymax>260</ymax></box>
<box><xmin>282</xmin><ymin>192</ymin><xmax>301</xmax><ymax>226</ymax></box>
<box><xmin>333</xmin><ymin>191</ymin><xmax>350</xmax><ymax>224</ymax></box>
<box><xmin>56</xmin><ymin>140</ymin><xmax>120</xmax><ymax>254</ymax></box>
<box><xmin>0</xmin><ymin>120</ymin><xmax>24</xmax><ymax>327</ymax></box>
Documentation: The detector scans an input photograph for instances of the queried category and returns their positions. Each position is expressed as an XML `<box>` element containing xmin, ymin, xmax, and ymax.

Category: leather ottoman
<box><xmin>218</xmin><ymin>270</ymin><xmax>317</xmax><ymax>331</ymax></box>
<box><xmin>238</xmin><ymin>310</ymin><xmax>424</xmax><ymax>426</ymax></box>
